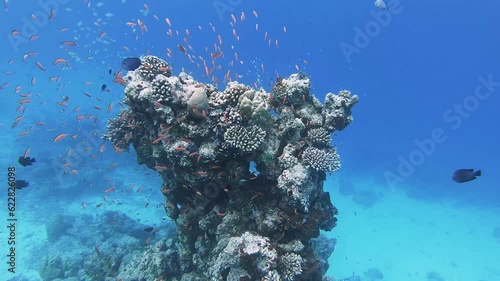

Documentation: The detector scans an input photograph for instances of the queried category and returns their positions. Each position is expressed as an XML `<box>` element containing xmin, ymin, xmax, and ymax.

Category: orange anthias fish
<box><xmin>211</xmin><ymin>52</ymin><xmax>223</xmax><ymax>59</ymax></box>
<box><xmin>35</xmin><ymin>61</ymin><xmax>46</xmax><ymax>71</ymax></box>
<box><xmin>24</xmin><ymin>148</ymin><xmax>30</xmax><ymax>158</ymax></box>
<box><xmin>53</xmin><ymin>133</ymin><xmax>68</xmax><ymax>143</ymax></box>
<box><xmin>48</xmin><ymin>8</ymin><xmax>55</xmax><ymax>21</ymax></box>
<box><xmin>61</xmin><ymin>41</ymin><xmax>77</xmax><ymax>47</ymax></box>
<box><xmin>177</xmin><ymin>44</ymin><xmax>186</xmax><ymax>54</ymax></box>
<box><xmin>53</xmin><ymin>58</ymin><xmax>67</xmax><ymax>65</ymax></box>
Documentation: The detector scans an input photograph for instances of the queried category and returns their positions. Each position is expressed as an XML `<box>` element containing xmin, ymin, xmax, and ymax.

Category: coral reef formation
<box><xmin>104</xmin><ymin>56</ymin><xmax>358</xmax><ymax>280</ymax></box>
<box><xmin>37</xmin><ymin>210</ymin><xmax>174</xmax><ymax>281</ymax></box>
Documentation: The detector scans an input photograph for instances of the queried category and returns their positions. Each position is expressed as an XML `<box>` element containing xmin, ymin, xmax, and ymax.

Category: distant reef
<box><xmin>103</xmin><ymin>55</ymin><xmax>358</xmax><ymax>281</ymax></box>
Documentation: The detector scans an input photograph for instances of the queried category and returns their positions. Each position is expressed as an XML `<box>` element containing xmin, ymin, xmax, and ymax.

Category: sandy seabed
<box><xmin>326</xmin><ymin>177</ymin><xmax>500</xmax><ymax>281</ymax></box>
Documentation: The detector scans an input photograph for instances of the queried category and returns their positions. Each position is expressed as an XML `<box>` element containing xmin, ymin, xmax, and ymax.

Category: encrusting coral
<box><xmin>104</xmin><ymin>56</ymin><xmax>358</xmax><ymax>281</ymax></box>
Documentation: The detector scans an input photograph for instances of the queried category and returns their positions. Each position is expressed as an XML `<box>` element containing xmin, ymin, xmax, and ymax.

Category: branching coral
<box><xmin>308</xmin><ymin>127</ymin><xmax>331</xmax><ymax>147</ymax></box>
<box><xmin>137</xmin><ymin>55</ymin><xmax>172</xmax><ymax>80</ymax></box>
<box><xmin>223</xmin><ymin>124</ymin><xmax>266</xmax><ymax>152</ymax></box>
<box><xmin>301</xmin><ymin>147</ymin><xmax>341</xmax><ymax>173</ymax></box>
<box><xmin>279</xmin><ymin>253</ymin><xmax>303</xmax><ymax>281</ymax></box>
<box><xmin>102</xmin><ymin>108</ymin><xmax>147</xmax><ymax>151</ymax></box>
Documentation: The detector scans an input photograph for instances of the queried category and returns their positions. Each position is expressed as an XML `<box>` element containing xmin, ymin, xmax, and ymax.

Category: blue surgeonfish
<box><xmin>452</xmin><ymin>169</ymin><xmax>481</xmax><ymax>183</ymax></box>
<box><xmin>122</xmin><ymin>57</ymin><xmax>142</xmax><ymax>71</ymax></box>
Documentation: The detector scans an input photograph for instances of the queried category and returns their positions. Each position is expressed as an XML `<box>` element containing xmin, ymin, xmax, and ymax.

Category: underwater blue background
<box><xmin>1</xmin><ymin>0</ymin><xmax>499</xmax><ymax>280</ymax></box>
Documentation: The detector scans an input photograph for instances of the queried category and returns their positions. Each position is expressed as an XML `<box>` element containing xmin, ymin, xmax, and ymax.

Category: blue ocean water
<box><xmin>1</xmin><ymin>0</ymin><xmax>499</xmax><ymax>280</ymax></box>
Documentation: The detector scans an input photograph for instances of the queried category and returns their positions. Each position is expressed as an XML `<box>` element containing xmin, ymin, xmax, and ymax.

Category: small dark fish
<box><xmin>101</xmin><ymin>84</ymin><xmax>107</xmax><ymax>91</ymax></box>
<box><xmin>122</xmin><ymin>57</ymin><xmax>142</xmax><ymax>71</ymax></box>
<box><xmin>108</xmin><ymin>69</ymin><xmax>112</xmax><ymax>74</ymax></box>
<box><xmin>144</xmin><ymin>227</ymin><xmax>154</xmax><ymax>232</ymax></box>
<box><xmin>18</xmin><ymin>156</ymin><xmax>35</xmax><ymax>167</ymax></box>
<box><xmin>15</xmin><ymin>180</ymin><xmax>29</xmax><ymax>190</ymax></box>
<box><xmin>452</xmin><ymin>169</ymin><xmax>481</xmax><ymax>183</ymax></box>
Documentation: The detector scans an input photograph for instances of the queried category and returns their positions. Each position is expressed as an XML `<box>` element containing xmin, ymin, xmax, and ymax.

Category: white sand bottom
<box><xmin>326</xmin><ymin>178</ymin><xmax>500</xmax><ymax>280</ymax></box>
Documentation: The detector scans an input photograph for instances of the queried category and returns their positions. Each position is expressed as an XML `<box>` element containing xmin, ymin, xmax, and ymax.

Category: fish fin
<box><xmin>474</xmin><ymin>170</ymin><xmax>481</xmax><ymax>177</ymax></box>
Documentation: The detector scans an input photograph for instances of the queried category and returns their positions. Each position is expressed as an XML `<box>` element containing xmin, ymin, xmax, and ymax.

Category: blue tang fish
<box><xmin>452</xmin><ymin>169</ymin><xmax>481</xmax><ymax>183</ymax></box>
<box><xmin>122</xmin><ymin>57</ymin><xmax>142</xmax><ymax>71</ymax></box>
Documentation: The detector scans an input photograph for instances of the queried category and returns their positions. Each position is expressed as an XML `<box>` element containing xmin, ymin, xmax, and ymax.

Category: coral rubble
<box><xmin>104</xmin><ymin>56</ymin><xmax>358</xmax><ymax>280</ymax></box>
